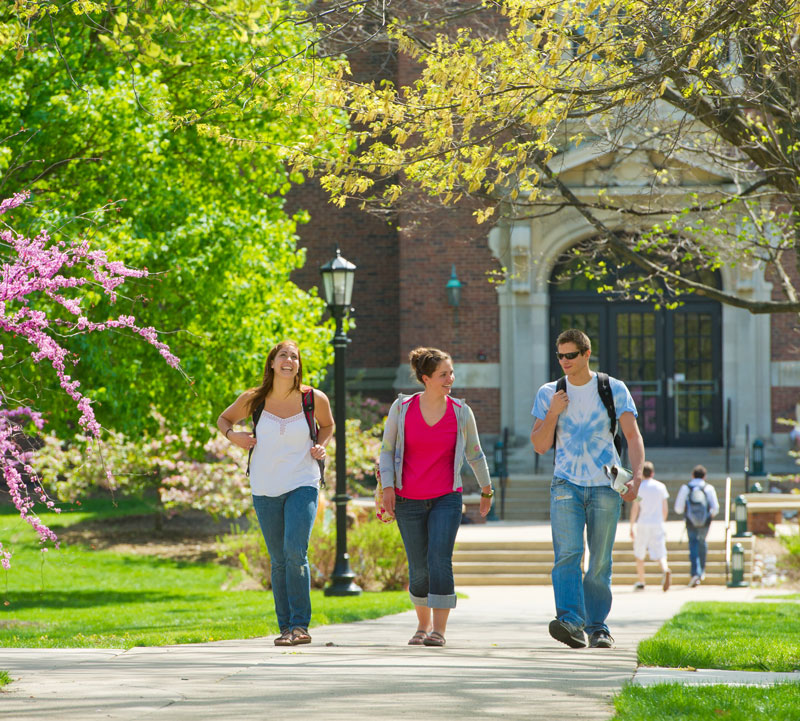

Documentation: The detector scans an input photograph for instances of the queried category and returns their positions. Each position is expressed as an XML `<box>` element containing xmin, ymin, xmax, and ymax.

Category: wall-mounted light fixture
<box><xmin>446</xmin><ymin>264</ymin><xmax>464</xmax><ymax>327</ymax></box>
<box><xmin>446</xmin><ymin>264</ymin><xmax>463</xmax><ymax>308</ymax></box>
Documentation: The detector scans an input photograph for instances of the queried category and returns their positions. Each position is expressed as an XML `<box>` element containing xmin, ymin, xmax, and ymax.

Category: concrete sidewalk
<box><xmin>2</xmin><ymin>582</ymin><xmax>763</xmax><ymax>721</ymax></box>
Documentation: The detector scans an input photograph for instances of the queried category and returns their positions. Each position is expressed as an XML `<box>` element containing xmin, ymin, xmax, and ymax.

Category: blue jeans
<box><xmin>550</xmin><ymin>477</ymin><xmax>621</xmax><ymax>634</ymax></box>
<box><xmin>687</xmin><ymin>522</ymin><xmax>711</xmax><ymax>578</ymax></box>
<box><xmin>252</xmin><ymin>486</ymin><xmax>319</xmax><ymax>631</ymax></box>
<box><xmin>394</xmin><ymin>491</ymin><xmax>462</xmax><ymax>609</ymax></box>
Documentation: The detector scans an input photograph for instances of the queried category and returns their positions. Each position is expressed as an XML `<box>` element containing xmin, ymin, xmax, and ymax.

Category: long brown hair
<box><xmin>247</xmin><ymin>340</ymin><xmax>304</xmax><ymax>414</ymax></box>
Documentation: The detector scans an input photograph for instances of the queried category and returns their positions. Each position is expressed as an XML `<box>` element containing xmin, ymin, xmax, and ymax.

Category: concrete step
<box><xmin>503</xmin><ymin>442</ymin><xmax>796</xmax><ymax>478</ymax></box>
<box><xmin>452</xmin><ymin>535</ymin><xmax>753</xmax><ymax>586</ymax></box>
<box><xmin>454</xmin><ymin>559</ymin><xmax>730</xmax><ymax>574</ymax></box>
<box><xmin>453</xmin><ymin>573</ymin><xmax>733</xmax><ymax>586</ymax></box>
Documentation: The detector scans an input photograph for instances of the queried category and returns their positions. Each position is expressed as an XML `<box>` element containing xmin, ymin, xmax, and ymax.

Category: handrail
<box><xmin>725</xmin><ymin>398</ymin><xmax>731</xmax><ymax>475</ymax></box>
<box><xmin>724</xmin><ymin>475</ymin><xmax>732</xmax><ymax>583</ymax></box>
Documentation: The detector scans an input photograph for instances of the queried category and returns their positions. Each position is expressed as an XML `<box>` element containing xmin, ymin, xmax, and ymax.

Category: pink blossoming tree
<box><xmin>1</xmin><ymin>192</ymin><xmax>182</xmax><ymax>568</ymax></box>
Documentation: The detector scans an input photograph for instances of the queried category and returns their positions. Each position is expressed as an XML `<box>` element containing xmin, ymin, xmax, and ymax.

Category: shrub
<box><xmin>778</xmin><ymin>526</ymin><xmax>800</xmax><ymax>570</ymax></box>
<box><xmin>217</xmin><ymin>497</ymin><xmax>408</xmax><ymax>592</ymax></box>
<box><xmin>324</xmin><ymin>395</ymin><xmax>389</xmax><ymax>498</ymax></box>
<box><xmin>34</xmin><ymin>412</ymin><xmax>251</xmax><ymax>520</ymax></box>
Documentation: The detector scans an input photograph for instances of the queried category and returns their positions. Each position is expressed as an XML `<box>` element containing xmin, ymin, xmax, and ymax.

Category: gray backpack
<box><xmin>685</xmin><ymin>481</ymin><xmax>710</xmax><ymax>527</ymax></box>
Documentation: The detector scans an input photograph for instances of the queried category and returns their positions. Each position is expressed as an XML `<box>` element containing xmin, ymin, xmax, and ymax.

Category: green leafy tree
<box><xmin>1</xmin><ymin>2</ymin><xmax>343</xmax><ymax>438</ymax></box>
<box><xmin>284</xmin><ymin>1</ymin><xmax>800</xmax><ymax>314</ymax></box>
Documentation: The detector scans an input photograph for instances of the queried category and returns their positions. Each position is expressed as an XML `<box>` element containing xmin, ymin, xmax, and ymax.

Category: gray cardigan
<box><xmin>379</xmin><ymin>393</ymin><xmax>492</xmax><ymax>492</ymax></box>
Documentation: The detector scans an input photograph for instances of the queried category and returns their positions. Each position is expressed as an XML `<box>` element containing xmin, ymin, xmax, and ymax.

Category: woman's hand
<box><xmin>229</xmin><ymin>431</ymin><xmax>256</xmax><ymax>450</ymax></box>
<box><xmin>310</xmin><ymin>444</ymin><xmax>327</xmax><ymax>460</ymax></box>
<box><xmin>382</xmin><ymin>487</ymin><xmax>396</xmax><ymax>517</ymax></box>
<box><xmin>479</xmin><ymin>488</ymin><xmax>493</xmax><ymax>517</ymax></box>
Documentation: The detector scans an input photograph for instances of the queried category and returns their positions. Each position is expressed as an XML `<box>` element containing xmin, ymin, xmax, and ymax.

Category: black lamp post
<box><xmin>320</xmin><ymin>246</ymin><xmax>362</xmax><ymax>597</ymax></box>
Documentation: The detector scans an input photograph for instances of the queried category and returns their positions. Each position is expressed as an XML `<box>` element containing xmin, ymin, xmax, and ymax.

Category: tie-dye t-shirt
<box><xmin>532</xmin><ymin>373</ymin><xmax>637</xmax><ymax>487</ymax></box>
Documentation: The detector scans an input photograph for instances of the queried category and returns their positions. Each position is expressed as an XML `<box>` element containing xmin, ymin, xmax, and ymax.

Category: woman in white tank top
<box><xmin>217</xmin><ymin>340</ymin><xmax>333</xmax><ymax>647</ymax></box>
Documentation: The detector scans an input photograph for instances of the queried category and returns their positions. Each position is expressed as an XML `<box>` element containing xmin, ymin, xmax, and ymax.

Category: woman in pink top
<box><xmin>380</xmin><ymin>347</ymin><xmax>493</xmax><ymax>647</ymax></box>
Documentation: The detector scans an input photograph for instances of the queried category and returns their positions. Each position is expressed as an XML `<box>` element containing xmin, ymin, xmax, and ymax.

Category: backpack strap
<box><xmin>246</xmin><ymin>391</ymin><xmax>326</xmax><ymax>488</ymax></box>
<box><xmin>552</xmin><ymin>373</ymin><xmax>622</xmax><ymax>462</ymax></box>
<box><xmin>596</xmin><ymin>372</ymin><xmax>622</xmax><ymax>458</ymax></box>
<box><xmin>302</xmin><ymin>388</ymin><xmax>326</xmax><ymax>489</ymax></box>
<box><xmin>246</xmin><ymin>400</ymin><xmax>265</xmax><ymax>477</ymax></box>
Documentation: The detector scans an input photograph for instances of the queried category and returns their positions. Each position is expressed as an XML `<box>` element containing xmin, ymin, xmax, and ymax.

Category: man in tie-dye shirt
<box><xmin>531</xmin><ymin>329</ymin><xmax>645</xmax><ymax>650</ymax></box>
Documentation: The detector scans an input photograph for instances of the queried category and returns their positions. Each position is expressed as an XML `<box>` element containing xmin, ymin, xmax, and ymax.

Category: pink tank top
<box><xmin>399</xmin><ymin>396</ymin><xmax>460</xmax><ymax>499</ymax></box>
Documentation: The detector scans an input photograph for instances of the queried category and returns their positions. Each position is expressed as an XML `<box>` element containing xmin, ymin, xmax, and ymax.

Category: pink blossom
<box><xmin>1</xmin><ymin>194</ymin><xmax>183</xmax><ymax>566</ymax></box>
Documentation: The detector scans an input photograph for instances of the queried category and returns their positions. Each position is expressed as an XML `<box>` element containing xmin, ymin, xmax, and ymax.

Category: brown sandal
<box><xmin>274</xmin><ymin>629</ymin><xmax>293</xmax><ymax>646</ymax></box>
<box><xmin>423</xmin><ymin>631</ymin><xmax>446</xmax><ymax>647</ymax></box>
<box><xmin>408</xmin><ymin>630</ymin><xmax>429</xmax><ymax>646</ymax></box>
<box><xmin>290</xmin><ymin>627</ymin><xmax>312</xmax><ymax>645</ymax></box>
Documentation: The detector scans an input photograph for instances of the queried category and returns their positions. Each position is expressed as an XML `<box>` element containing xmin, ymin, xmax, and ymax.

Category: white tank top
<box><xmin>248</xmin><ymin>410</ymin><xmax>320</xmax><ymax>497</ymax></box>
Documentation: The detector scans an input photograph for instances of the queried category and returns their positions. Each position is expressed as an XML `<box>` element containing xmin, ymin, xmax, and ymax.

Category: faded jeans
<box><xmin>687</xmin><ymin>522</ymin><xmax>711</xmax><ymax>578</ymax></box>
<box><xmin>394</xmin><ymin>491</ymin><xmax>462</xmax><ymax>609</ymax></box>
<box><xmin>252</xmin><ymin>486</ymin><xmax>319</xmax><ymax>631</ymax></box>
<box><xmin>550</xmin><ymin>477</ymin><xmax>621</xmax><ymax>634</ymax></box>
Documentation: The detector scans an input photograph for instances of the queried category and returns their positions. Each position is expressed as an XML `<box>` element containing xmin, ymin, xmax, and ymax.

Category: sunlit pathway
<box><xmin>2</xmin><ymin>584</ymin><xmax>761</xmax><ymax>720</ymax></box>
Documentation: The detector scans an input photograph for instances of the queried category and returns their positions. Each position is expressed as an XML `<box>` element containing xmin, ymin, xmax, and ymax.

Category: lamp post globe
<box><xmin>320</xmin><ymin>246</ymin><xmax>361</xmax><ymax>597</ymax></box>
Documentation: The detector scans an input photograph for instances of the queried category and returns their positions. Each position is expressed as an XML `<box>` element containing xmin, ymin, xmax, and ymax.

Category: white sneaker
<box><xmin>689</xmin><ymin>575</ymin><xmax>701</xmax><ymax>587</ymax></box>
<box><xmin>633</xmin><ymin>582</ymin><xmax>645</xmax><ymax>591</ymax></box>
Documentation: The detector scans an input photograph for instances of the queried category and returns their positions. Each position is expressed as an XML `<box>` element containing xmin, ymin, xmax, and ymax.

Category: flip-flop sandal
<box><xmin>290</xmin><ymin>627</ymin><xmax>312</xmax><ymax>645</ymax></box>
<box><xmin>423</xmin><ymin>631</ymin><xmax>446</xmax><ymax>647</ymax></box>
<box><xmin>274</xmin><ymin>629</ymin><xmax>293</xmax><ymax>646</ymax></box>
<box><xmin>408</xmin><ymin>630</ymin><xmax>429</xmax><ymax>646</ymax></box>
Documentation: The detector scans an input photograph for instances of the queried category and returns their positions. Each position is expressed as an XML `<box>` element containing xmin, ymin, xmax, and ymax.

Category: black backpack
<box><xmin>553</xmin><ymin>372</ymin><xmax>622</xmax><ymax>457</ymax></box>
<box><xmin>685</xmin><ymin>481</ymin><xmax>710</xmax><ymax>527</ymax></box>
<box><xmin>246</xmin><ymin>388</ymin><xmax>326</xmax><ymax>487</ymax></box>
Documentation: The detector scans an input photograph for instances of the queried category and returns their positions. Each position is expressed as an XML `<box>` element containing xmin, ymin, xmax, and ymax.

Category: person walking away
<box><xmin>674</xmin><ymin>464</ymin><xmax>719</xmax><ymax>587</ymax></box>
<box><xmin>379</xmin><ymin>347</ymin><xmax>493</xmax><ymax>647</ymax></box>
<box><xmin>217</xmin><ymin>340</ymin><xmax>334</xmax><ymax>646</ymax></box>
<box><xmin>531</xmin><ymin>329</ymin><xmax>645</xmax><ymax>649</ymax></box>
<box><xmin>630</xmin><ymin>461</ymin><xmax>671</xmax><ymax>591</ymax></box>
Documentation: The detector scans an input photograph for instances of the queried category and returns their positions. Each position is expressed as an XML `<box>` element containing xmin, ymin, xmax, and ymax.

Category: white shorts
<box><xmin>633</xmin><ymin>523</ymin><xmax>667</xmax><ymax>561</ymax></box>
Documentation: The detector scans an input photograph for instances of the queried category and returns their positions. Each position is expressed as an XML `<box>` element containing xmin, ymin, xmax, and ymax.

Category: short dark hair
<box><xmin>643</xmin><ymin>461</ymin><xmax>654</xmax><ymax>478</ymax></box>
<box><xmin>692</xmin><ymin>464</ymin><xmax>707</xmax><ymax>479</ymax></box>
<box><xmin>556</xmin><ymin>329</ymin><xmax>591</xmax><ymax>354</ymax></box>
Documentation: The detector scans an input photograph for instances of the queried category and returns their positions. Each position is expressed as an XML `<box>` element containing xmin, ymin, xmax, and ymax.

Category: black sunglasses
<box><xmin>556</xmin><ymin>351</ymin><xmax>583</xmax><ymax>360</ymax></box>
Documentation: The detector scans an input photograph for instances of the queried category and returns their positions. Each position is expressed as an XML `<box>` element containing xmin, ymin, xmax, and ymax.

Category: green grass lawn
<box><xmin>613</xmin><ymin>683</ymin><xmax>800</xmax><ymax>721</ymax></box>
<box><xmin>614</xmin><ymin>600</ymin><xmax>800</xmax><ymax>720</ymax></box>
<box><xmin>758</xmin><ymin>593</ymin><xmax>800</xmax><ymax>600</ymax></box>
<box><xmin>637</xmin><ymin>601</ymin><xmax>800</xmax><ymax>672</ymax></box>
<box><xmin>1</xmin><ymin>498</ymin><xmax>411</xmax><ymax>648</ymax></box>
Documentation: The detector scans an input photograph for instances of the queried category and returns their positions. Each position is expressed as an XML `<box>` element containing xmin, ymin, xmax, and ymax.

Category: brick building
<box><xmin>288</xmin><ymin>45</ymin><xmax>800</xmax><ymax>461</ymax></box>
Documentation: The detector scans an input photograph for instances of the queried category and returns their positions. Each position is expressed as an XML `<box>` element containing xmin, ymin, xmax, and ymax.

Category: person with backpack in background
<box><xmin>629</xmin><ymin>461</ymin><xmax>671</xmax><ymax>592</ymax></box>
<box><xmin>217</xmin><ymin>340</ymin><xmax>334</xmax><ymax>646</ymax></box>
<box><xmin>531</xmin><ymin>329</ymin><xmax>645</xmax><ymax>650</ymax></box>
<box><xmin>674</xmin><ymin>464</ymin><xmax>719</xmax><ymax>587</ymax></box>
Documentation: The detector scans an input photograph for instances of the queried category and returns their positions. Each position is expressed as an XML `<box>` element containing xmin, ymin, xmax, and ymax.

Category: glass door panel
<box><xmin>669</xmin><ymin>309</ymin><xmax>721</xmax><ymax>445</ymax></box>
<box><xmin>612</xmin><ymin>308</ymin><xmax>665</xmax><ymax>446</ymax></box>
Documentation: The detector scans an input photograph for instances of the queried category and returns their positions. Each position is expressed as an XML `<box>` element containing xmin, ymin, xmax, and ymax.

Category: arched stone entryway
<box><xmin>549</xmin><ymin>262</ymin><xmax>723</xmax><ymax>447</ymax></box>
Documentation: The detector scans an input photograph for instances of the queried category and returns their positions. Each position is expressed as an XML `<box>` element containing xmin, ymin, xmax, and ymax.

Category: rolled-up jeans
<box><xmin>394</xmin><ymin>491</ymin><xmax>462</xmax><ymax>609</ymax></box>
<box><xmin>252</xmin><ymin>486</ymin><xmax>319</xmax><ymax>631</ymax></box>
<box><xmin>550</xmin><ymin>477</ymin><xmax>620</xmax><ymax>635</ymax></box>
